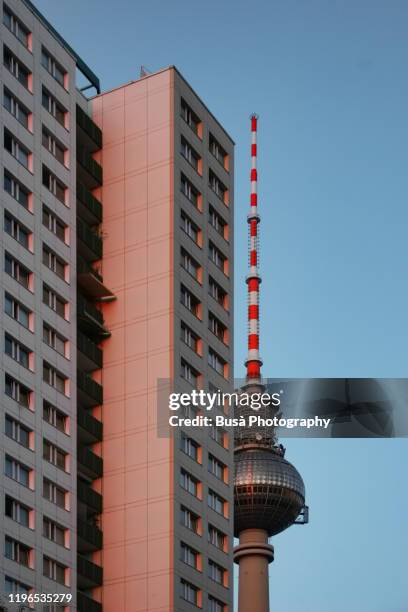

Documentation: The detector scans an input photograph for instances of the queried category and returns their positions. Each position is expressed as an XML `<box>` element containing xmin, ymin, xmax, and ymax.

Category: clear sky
<box><xmin>34</xmin><ymin>1</ymin><xmax>408</xmax><ymax>609</ymax></box>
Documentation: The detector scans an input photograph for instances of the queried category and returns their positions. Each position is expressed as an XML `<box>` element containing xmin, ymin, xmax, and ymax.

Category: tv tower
<box><xmin>234</xmin><ymin>115</ymin><xmax>308</xmax><ymax>612</ymax></box>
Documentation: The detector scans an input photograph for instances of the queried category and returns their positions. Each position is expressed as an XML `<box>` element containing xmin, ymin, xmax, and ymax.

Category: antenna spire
<box><xmin>245</xmin><ymin>114</ymin><xmax>263</xmax><ymax>382</ymax></box>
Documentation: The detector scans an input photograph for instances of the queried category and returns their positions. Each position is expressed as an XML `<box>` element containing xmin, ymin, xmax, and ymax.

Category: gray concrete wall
<box><xmin>0</xmin><ymin>0</ymin><xmax>78</xmax><ymax>603</ymax></box>
<box><xmin>172</xmin><ymin>69</ymin><xmax>235</xmax><ymax>612</ymax></box>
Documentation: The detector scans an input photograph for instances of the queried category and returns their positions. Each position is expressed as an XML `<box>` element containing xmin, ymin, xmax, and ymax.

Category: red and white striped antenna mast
<box><xmin>245</xmin><ymin>113</ymin><xmax>263</xmax><ymax>382</ymax></box>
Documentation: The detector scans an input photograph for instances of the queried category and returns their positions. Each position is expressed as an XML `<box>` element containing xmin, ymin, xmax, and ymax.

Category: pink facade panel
<box><xmin>93</xmin><ymin>69</ymin><xmax>175</xmax><ymax>612</ymax></box>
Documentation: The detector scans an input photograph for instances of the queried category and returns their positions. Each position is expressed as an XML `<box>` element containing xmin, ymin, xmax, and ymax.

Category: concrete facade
<box><xmin>1</xmin><ymin>0</ymin><xmax>78</xmax><ymax>607</ymax></box>
<box><xmin>92</xmin><ymin>67</ymin><xmax>234</xmax><ymax>612</ymax></box>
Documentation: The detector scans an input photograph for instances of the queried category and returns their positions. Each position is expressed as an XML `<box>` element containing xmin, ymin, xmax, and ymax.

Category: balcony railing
<box><xmin>77</xmin><ymin>591</ymin><xmax>102</xmax><ymax>612</ymax></box>
<box><xmin>76</xmin><ymin>105</ymin><xmax>102</xmax><ymax>150</ymax></box>
<box><xmin>77</xmin><ymin>518</ymin><xmax>103</xmax><ymax>550</ymax></box>
<box><xmin>77</xmin><ymin>480</ymin><xmax>102</xmax><ymax>514</ymax></box>
<box><xmin>77</xmin><ymin>406</ymin><xmax>103</xmax><ymax>442</ymax></box>
<box><xmin>77</xmin><ymin>181</ymin><xmax>102</xmax><ymax>224</ymax></box>
<box><xmin>77</xmin><ymin>148</ymin><xmax>103</xmax><ymax>186</ymax></box>
<box><xmin>77</xmin><ymin>369</ymin><xmax>103</xmax><ymax>406</ymax></box>
<box><xmin>77</xmin><ymin>554</ymin><xmax>103</xmax><ymax>587</ymax></box>
<box><xmin>77</xmin><ymin>445</ymin><xmax>103</xmax><ymax>479</ymax></box>
<box><xmin>77</xmin><ymin>255</ymin><xmax>103</xmax><ymax>283</ymax></box>
<box><xmin>77</xmin><ymin>330</ymin><xmax>103</xmax><ymax>369</ymax></box>
<box><xmin>77</xmin><ymin>217</ymin><xmax>102</xmax><ymax>261</ymax></box>
<box><xmin>77</xmin><ymin>293</ymin><xmax>103</xmax><ymax>325</ymax></box>
<box><xmin>77</xmin><ymin>256</ymin><xmax>114</xmax><ymax>301</ymax></box>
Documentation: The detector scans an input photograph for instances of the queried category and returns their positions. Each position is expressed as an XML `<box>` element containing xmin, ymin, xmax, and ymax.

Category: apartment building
<box><xmin>0</xmin><ymin>2</ymin><xmax>234</xmax><ymax>611</ymax></box>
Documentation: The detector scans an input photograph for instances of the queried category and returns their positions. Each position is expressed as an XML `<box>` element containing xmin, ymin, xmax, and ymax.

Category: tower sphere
<box><xmin>234</xmin><ymin>449</ymin><xmax>305</xmax><ymax>537</ymax></box>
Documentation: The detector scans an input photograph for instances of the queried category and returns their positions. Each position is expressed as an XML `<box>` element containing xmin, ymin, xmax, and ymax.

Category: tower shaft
<box><xmin>234</xmin><ymin>529</ymin><xmax>274</xmax><ymax>612</ymax></box>
<box><xmin>235</xmin><ymin>115</ymin><xmax>307</xmax><ymax>612</ymax></box>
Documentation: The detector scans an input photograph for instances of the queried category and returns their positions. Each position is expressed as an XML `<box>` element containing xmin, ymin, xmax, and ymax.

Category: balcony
<box><xmin>77</xmin><ymin>330</ymin><xmax>103</xmax><ymax>372</ymax></box>
<box><xmin>77</xmin><ymin>406</ymin><xmax>103</xmax><ymax>444</ymax></box>
<box><xmin>77</xmin><ymin>479</ymin><xmax>102</xmax><ymax>514</ymax></box>
<box><xmin>77</xmin><ymin>554</ymin><xmax>103</xmax><ymax>589</ymax></box>
<box><xmin>76</xmin><ymin>105</ymin><xmax>102</xmax><ymax>151</ymax></box>
<box><xmin>77</xmin><ymin>255</ymin><xmax>114</xmax><ymax>301</ymax></box>
<box><xmin>77</xmin><ymin>293</ymin><xmax>109</xmax><ymax>336</ymax></box>
<box><xmin>77</xmin><ymin>368</ymin><xmax>103</xmax><ymax>408</ymax></box>
<box><xmin>77</xmin><ymin>591</ymin><xmax>102</xmax><ymax>612</ymax></box>
<box><xmin>77</xmin><ymin>444</ymin><xmax>103</xmax><ymax>479</ymax></box>
<box><xmin>77</xmin><ymin>181</ymin><xmax>102</xmax><ymax>225</ymax></box>
<box><xmin>77</xmin><ymin>518</ymin><xmax>103</xmax><ymax>553</ymax></box>
<box><xmin>77</xmin><ymin>148</ymin><xmax>103</xmax><ymax>189</ymax></box>
<box><xmin>77</xmin><ymin>217</ymin><xmax>102</xmax><ymax>262</ymax></box>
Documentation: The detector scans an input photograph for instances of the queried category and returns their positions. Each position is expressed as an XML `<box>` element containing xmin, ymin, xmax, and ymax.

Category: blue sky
<box><xmin>34</xmin><ymin>1</ymin><xmax>408</xmax><ymax>609</ymax></box>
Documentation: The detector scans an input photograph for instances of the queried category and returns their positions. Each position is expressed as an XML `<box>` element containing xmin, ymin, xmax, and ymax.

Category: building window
<box><xmin>209</xmin><ymin>313</ymin><xmax>227</xmax><ymax>343</ymax></box>
<box><xmin>43</xmin><ymin>556</ymin><xmax>67</xmax><ymax>585</ymax></box>
<box><xmin>5</xmin><ymin>333</ymin><xmax>31</xmax><ymax>369</ymax></box>
<box><xmin>208</xmin><ymin>595</ymin><xmax>226</xmax><ymax>612</ymax></box>
<box><xmin>5</xmin><ymin>575</ymin><xmax>31</xmax><ymax>597</ymax></box>
<box><xmin>180</xmin><ymin>579</ymin><xmax>200</xmax><ymax>606</ymax></box>
<box><xmin>43</xmin><ymin>362</ymin><xmax>67</xmax><ymax>395</ymax></box>
<box><xmin>180</xmin><ymin>542</ymin><xmax>200</xmax><ymax>570</ymax></box>
<box><xmin>43</xmin><ymin>439</ymin><xmax>68</xmax><ymax>472</ymax></box>
<box><xmin>209</xmin><ymin>170</ymin><xmax>227</xmax><ymax>203</ymax></box>
<box><xmin>208</xmin><ymin>489</ymin><xmax>226</xmax><ymax>516</ymax></box>
<box><xmin>42</xmin><ymin>205</ymin><xmax>67</xmax><ymax>243</ymax></box>
<box><xmin>5</xmin><ymin>415</ymin><xmax>31</xmax><ymax>448</ymax></box>
<box><xmin>180</xmin><ymin>285</ymin><xmax>200</xmax><ymax>317</ymax></box>
<box><xmin>4</xmin><ymin>211</ymin><xmax>31</xmax><ymax>249</ymax></box>
<box><xmin>181</xmin><ymin>322</ymin><xmax>200</xmax><ymax>353</ymax></box>
<box><xmin>4</xmin><ymin>128</ymin><xmax>31</xmax><ymax>169</ymax></box>
<box><xmin>180</xmin><ymin>505</ymin><xmax>200</xmax><ymax>534</ymax></box>
<box><xmin>180</xmin><ymin>468</ymin><xmax>199</xmax><ymax>497</ymax></box>
<box><xmin>41</xmin><ymin>47</ymin><xmax>67</xmax><ymax>88</ymax></box>
<box><xmin>5</xmin><ymin>252</ymin><xmax>31</xmax><ymax>289</ymax></box>
<box><xmin>43</xmin><ymin>517</ymin><xmax>66</xmax><ymax>547</ymax></box>
<box><xmin>180</xmin><ymin>434</ymin><xmax>200</xmax><ymax>461</ymax></box>
<box><xmin>3</xmin><ymin>5</ymin><xmax>30</xmax><ymax>47</ymax></box>
<box><xmin>4</xmin><ymin>170</ymin><xmax>30</xmax><ymax>209</ymax></box>
<box><xmin>208</xmin><ymin>524</ymin><xmax>226</xmax><ymax>551</ymax></box>
<box><xmin>208</xmin><ymin>559</ymin><xmax>225</xmax><ymax>585</ymax></box>
<box><xmin>209</xmin><ymin>242</ymin><xmax>227</xmax><ymax>273</ymax></box>
<box><xmin>209</xmin><ymin>277</ymin><xmax>228</xmax><ymax>309</ymax></box>
<box><xmin>180</xmin><ymin>210</ymin><xmax>199</xmax><ymax>244</ymax></box>
<box><xmin>181</xmin><ymin>359</ymin><xmax>199</xmax><ymax>387</ymax></box>
<box><xmin>209</xmin><ymin>134</ymin><xmax>228</xmax><ymax>169</ymax></box>
<box><xmin>3</xmin><ymin>87</ymin><xmax>30</xmax><ymax>129</ymax></box>
<box><xmin>209</xmin><ymin>206</ymin><xmax>227</xmax><ymax>240</ymax></box>
<box><xmin>4</xmin><ymin>292</ymin><xmax>30</xmax><ymax>329</ymax></box>
<box><xmin>43</xmin><ymin>323</ymin><xmax>67</xmax><ymax>357</ymax></box>
<box><xmin>181</xmin><ymin>173</ymin><xmax>200</xmax><ymax>208</ymax></box>
<box><xmin>42</xmin><ymin>166</ymin><xmax>66</xmax><ymax>204</ymax></box>
<box><xmin>5</xmin><ymin>536</ymin><xmax>31</xmax><ymax>568</ymax></box>
<box><xmin>5</xmin><ymin>455</ymin><xmax>30</xmax><ymax>487</ymax></box>
<box><xmin>208</xmin><ymin>348</ymin><xmax>227</xmax><ymax>377</ymax></box>
<box><xmin>5</xmin><ymin>495</ymin><xmax>30</xmax><ymax>528</ymax></box>
<box><xmin>210</xmin><ymin>424</ymin><xmax>227</xmax><ymax>448</ymax></box>
<box><xmin>208</xmin><ymin>454</ymin><xmax>226</xmax><ymax>481</ymax></box>
<box><xmin>43</xmin><ymin>401</ymin><xmax>68</xmax><ymax>434</ymax></box>
<box><xmin>3</xmin><ymin>46</ymin><xmax>30</xmax><ymax>89</ymax></box>
<box><xmin>5</xmin><ymin>373</ymin><xmax>31</xmax><ymax>409</ymax></box>
<box><xmin>181</xmin><ymin>248</ymin><xmax>201</xmax><ymax>281</ymax></box>
<box><xmin>42</xmin><ymin>125</ymin><xmax>67</xmax><ymax>165</ymax></box>
<box><xmin>181</xmin><ymin>136</ymin><xmax>200</xmax><ymax>172</ymax></box>
<box><xmin>42</xmin><ymin>284</ymin><xmax>67</xmax><ymax>319</ymax></box>
<box><xmin>42</xmin><ymin>87</ymin><xmax>67</xmax><ymax>128</ymax></box>
<box><xmin>43</xmin><ymin>478</ymin><xmax>67</xmax><ymax>509</ymax></box>
<box><xmin>42</xmin><ymin>244</ymin><xmax>67</xmax><ymax>281</ymax></box>
<box><xmin>180</xmin><ymin>98</ymin><xmax>201</xmax><ymax>135</ymax></box>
